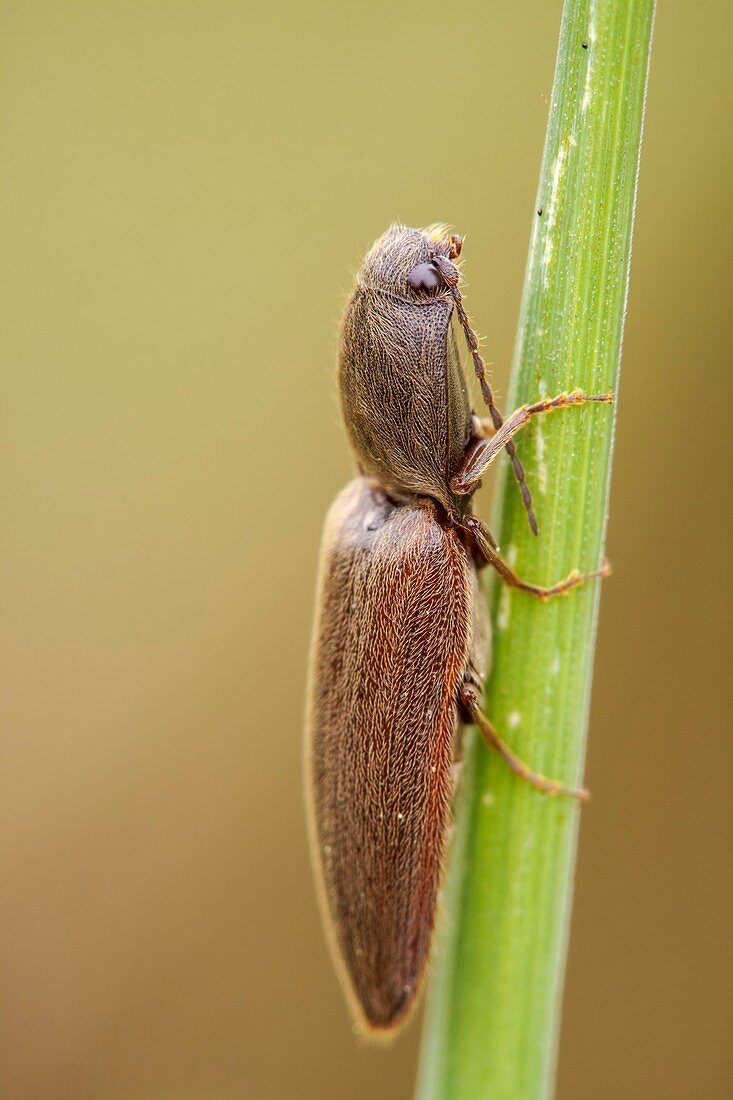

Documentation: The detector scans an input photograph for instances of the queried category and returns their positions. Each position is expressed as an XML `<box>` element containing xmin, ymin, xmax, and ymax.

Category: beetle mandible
<box><xmin>305</xmin><ymin>223</ymin><xmax>612</xmax><ymax>1034</ymax></box>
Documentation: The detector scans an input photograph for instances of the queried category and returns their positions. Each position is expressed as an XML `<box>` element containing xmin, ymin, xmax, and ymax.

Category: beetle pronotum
<box><xmin>305</xmin><ymin>224</ymin><xmax>611</xmax><ymax>1034</ymax></box>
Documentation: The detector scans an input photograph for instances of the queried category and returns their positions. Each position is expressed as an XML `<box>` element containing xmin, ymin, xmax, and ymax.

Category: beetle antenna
<box><xmin>431</xmin><ymin>252</ymin><xmax>539</xmax><ymax>535</ymax></box>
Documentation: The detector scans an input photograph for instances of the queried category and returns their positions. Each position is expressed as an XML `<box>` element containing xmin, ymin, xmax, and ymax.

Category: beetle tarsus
<box><xmin>518</xmin><ymin>558</ymin><xmax>611</xmax><ymax>601</ymax></box>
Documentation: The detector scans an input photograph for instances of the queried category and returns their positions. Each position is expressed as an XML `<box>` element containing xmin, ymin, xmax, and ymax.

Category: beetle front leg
<box><xmin>458</xmin><ymin>682</ymin><xmax>589</xmax><ymax>802</ymax></box>
<box><xmin>454</xmin><ymin>389</ymin><xmax>613</xmax><ymax>498</ymax></box>
<box><xmin>462</xmin><ymin>515</ymin><xmax>610</xmax><ymax>600</ymax></box>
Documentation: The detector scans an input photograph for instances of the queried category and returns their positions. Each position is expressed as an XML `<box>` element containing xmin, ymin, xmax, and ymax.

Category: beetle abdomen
<box><xmin>305</xmin><ymin>478</ymin><xmax>474</xmax><ymax>1031</ymax></box>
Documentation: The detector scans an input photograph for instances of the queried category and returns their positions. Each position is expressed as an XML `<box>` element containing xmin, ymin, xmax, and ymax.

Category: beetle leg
<box><xmin>470</xmin><ymin>414</ymin><xmax>497</xmax><ymax>440</ymax></box>
<box><xmin>434</xmin><ymin>251</ymin><xmax>540</xmax><ymax>534</ymax></box>
<box><xmin>462</xmin><ymin>514</ymin><xmax>610</xmax><ymax>600</ymax></box>
<box><xmin>453</xmin><ymin>389</ymin><xmax>613</xmax><ymax>499</ymax></box>
<box><xmin>458</xmin><ymin>682</ymin><xmax>589</xmax><ymax>802</ymax></box>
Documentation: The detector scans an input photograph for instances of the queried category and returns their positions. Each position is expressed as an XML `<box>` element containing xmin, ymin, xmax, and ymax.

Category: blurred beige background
<box><xmin>1</xmin><ymin>3</ymin><xmax>731</xmax><ymax>1098</ymax></box>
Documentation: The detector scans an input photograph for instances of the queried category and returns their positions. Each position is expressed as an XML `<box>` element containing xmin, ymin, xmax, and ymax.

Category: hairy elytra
<box><xmin>305</xmin><ymin>224</ymin><xmax>611</xmax><ymax>1033</ymax></box>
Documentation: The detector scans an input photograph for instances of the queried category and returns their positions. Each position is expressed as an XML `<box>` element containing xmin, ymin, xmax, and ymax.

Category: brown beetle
<box><xmin>305</xmin><ymin>224</ymin><xmax>611</xmax><ymax>1034</ymax></box>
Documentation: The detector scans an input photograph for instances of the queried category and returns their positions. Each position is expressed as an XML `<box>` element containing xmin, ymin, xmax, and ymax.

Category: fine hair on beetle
<box><xmin>305</xmin><ymin>223</ymin><xmax>612</xmax><ymax>1035</ymax></box>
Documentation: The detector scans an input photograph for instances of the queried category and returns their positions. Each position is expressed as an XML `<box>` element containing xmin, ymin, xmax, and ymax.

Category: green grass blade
<box><xmin>416</xmin><ymin>1</ymin><xmax>655</xmax><ymax>1097</ymax></box>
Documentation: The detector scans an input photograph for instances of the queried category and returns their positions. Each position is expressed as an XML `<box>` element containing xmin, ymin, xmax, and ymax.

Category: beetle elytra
<box><xmin>305</xmin><ymin>224</ymin><xmax>611</xmax><ymax>1034</ymax></box>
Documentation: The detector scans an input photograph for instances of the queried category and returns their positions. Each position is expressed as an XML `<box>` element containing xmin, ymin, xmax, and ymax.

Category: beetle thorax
<box><xmin>338</xmin><ymin>225</ymin><xmax>473</xmax><ymax>517</ymax></box>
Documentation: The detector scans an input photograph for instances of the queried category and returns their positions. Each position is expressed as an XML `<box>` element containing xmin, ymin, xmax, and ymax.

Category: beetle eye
<box><xmin>407</xmin><ymin>262</ymin><xmax>444</xmax><ymax>294</ymax></box>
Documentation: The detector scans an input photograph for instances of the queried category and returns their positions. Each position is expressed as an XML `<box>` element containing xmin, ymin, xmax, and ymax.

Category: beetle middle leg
<box><xmin>461</xmin><ymin>514</ymin><xmax>610</xmax><ymax>601</ymax></box>
<box><xmin>458</xmin><ymin>682</ymin><xmax>589</xmax><ymax>802</ymax></box>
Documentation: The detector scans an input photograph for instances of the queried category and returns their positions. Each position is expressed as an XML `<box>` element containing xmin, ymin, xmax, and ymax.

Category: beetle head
<box><xmin>358</xmin><ymin>223</ymin><xmax>463</xmax><ymax>302</ymax></box>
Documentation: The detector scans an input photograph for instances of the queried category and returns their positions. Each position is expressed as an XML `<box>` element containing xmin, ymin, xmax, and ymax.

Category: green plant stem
<box><xmin>415</xmin><ymin>2</ymin><xmax>655</xmax><ymax>1097</ymax></box>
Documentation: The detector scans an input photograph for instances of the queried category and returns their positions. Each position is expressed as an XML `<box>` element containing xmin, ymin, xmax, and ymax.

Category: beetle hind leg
<box><xmin>458</xmin><ymin>682</ymin><xmax>589</xmax><ymax>802</ymax></box>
